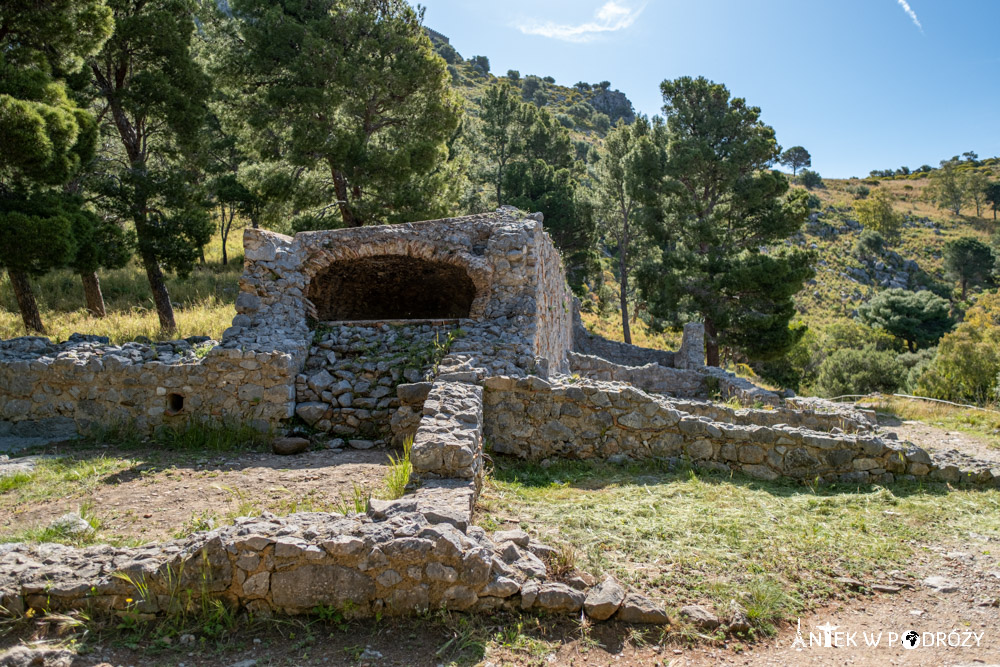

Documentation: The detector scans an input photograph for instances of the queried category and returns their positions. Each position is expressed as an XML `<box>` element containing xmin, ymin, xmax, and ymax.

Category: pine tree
<box><xmin>638</xmin><ymin>77</ymin><xmax>814</xmax><ymax>366</ymax></box>
<box><xmin>594</xmin><ymin>117</ymin><xmax>666</xmax><ymax>344</ymax></box>
<box><xmin>218</xmin><ymin>0</ymin><xmax>461</xmax><ymax>227</ymax></box>
<box><xmin>87</xmin><ymin>0</ymin><xmax>214</xmax><ymax>332</ymax></box>
<box><xmin>0</xmin><ymin>0</ymin><xmax>114</xmax><ymax>332</ymax></box>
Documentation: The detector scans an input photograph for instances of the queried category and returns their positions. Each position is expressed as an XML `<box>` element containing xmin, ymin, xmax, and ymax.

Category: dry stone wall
<box><xmin>295</xmin><ymin>322</ymin><xmax>463</xmax><ymax>437</ymax></box>
<box><xmin>0</xmin><ymin>335</ymin><xmax>296</xmax><ymax>432</ymax></box>
<box><xmin>482</xmin><ymin>376</ymin><xmax>1000</xmax><ymax>487</ymax></box>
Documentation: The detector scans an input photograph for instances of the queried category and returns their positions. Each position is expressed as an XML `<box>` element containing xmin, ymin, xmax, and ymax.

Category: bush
<box><xmin>805</xmin><ymin>194</ymin><xmax>822</xmax><ymax>209</ymax></box>
<box><xmin>847</xmin><ymin>184</ymin><xmax>870</xmax><ymax>200</ymax></box>
<box><xmin>898</xmin><ymin>348</ymin><xmax>936</xmax><ymax>393</ymax></box>
<box><xmin>854</xmin><ymin>229</ymin><xmax>885</xmax><ymax>259</ymax></box>
<box><xmin>858</xmin><ymin>288</ymin><xmax>954</xmax><ymax>352</ymax></box>
<box><xmin>854</xmin><ymin>189</ymin><xmax>903</xmax><ymax>240</ymax></box>
<box><xmin>817</xmin><ymin>346</ymin><xmax>905</xmax><ymax>398</ymax></box>
<box><xmin>555</xmin><ymin>114</ymin><xmax>574</xmax><ymax>129</ymax></box>
<box><xmin>593</xmin><ymin>112</ymin><xmax>611</xmax><ymax>133</ymax></box>
<box><xmin>912</xmin><ymin>293</ymin><xmax>1000</xmax><ymax>404</ymax></box>
<box><xmin>797</xmin><ymin>170</ymin><xmax>823</xmax><ymax>189</ymax></box>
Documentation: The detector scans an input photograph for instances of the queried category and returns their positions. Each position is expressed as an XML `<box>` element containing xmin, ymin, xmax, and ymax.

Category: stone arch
<box><xmin>303</xmin><ymin>239</ymin><xmax>492</xmax><ymax>322</ymax></box>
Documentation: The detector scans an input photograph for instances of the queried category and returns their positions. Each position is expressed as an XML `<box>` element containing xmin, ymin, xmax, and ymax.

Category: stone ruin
<box><xmin>1</xmin><ymin>209</ymin><xmax>999</xmax><ymax>624</ymax></box>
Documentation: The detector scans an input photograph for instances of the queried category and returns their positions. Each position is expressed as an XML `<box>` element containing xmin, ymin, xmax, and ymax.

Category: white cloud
<box><xmin>896</xmin><ymin>0</ymin><xmax>923</xmax><ymax>31</ymax></box>
<box><xmin>516</xmin><ymin>1</ymin><xmax>645</xmax><ymax>43</ymax></box>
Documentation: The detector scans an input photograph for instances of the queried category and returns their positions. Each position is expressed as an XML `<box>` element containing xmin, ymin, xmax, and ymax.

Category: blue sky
<box><xmin>417</xmin><ymin>0</ymin><xmax>1000</xmax><ymax>178</ymax></box>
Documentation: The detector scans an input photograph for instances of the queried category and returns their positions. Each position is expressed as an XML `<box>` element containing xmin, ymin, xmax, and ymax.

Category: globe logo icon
<box><xmin>903</xmin><ymin>631</ymin><xmax>920</xmax><ymax>649</ymax></box>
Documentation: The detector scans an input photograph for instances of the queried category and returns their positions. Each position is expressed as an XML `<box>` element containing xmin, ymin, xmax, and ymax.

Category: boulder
<box><xmin>680</xmin><ymin>604</ymin><xmax>720</xmax><ymax>630</ymax></box>
<box><xmin>535</xmin><ymin>582</ymin><xmax>585</xmax><ymax>613</ymax></box>
<box><xmin>584</xmin><ymin>577</ymin><xmax>625</xmax><ymax>621</ymax></box>
<box><xmin>615</xmin><ymin>593</ymin><xmax>669</xmax><ymax>624</ymax></box>
<box><xmin>272</xmin><ymin>437</ymin><xmax>310</xmax><ymax>456</ymax></box>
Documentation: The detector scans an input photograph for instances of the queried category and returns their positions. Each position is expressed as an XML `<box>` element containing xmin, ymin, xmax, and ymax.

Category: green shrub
<box><xmin>817</xmin><ymin>346</ymin><xmax>905</xmax><ymax>398</ymax></box>
<box><xmin>854</xmin><ymin>229</ymin><xmax>885</xmax><ymax>258</ymax></box>
<box><xmin>898</xmin><ymin>348</ymin><xmax>936</xmax><ymax>393</ymax></box>
<box><xmin>797</xmin><ymin>170</ymin><xmax>823</xmax><ymax>189</ymax></box>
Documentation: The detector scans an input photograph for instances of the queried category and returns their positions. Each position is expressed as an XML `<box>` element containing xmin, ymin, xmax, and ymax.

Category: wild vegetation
<box><xmin>3</xmin><ymin>0</ymin><xmax>1000</xmax><ymax>407</ymax></box>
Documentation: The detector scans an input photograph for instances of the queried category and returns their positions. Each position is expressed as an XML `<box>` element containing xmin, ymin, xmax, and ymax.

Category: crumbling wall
<box><xmin>482</xmin><ymin>376</ymin><xmax>1000</xmax><ymax>487</ymax></box>
<box><xmin>0</xmin><ymin>336</ymin><xmax>296</xmax><ymax>432</ymax></box>
<box><xmin>568</xmin><ymin>352</ymin><xmax>708</xmax><ymax>398</ymax></box>
<box><xmin>295</xmin><ymin>322</ymin><xmax>462</xmax><ymax>436</ymax></box>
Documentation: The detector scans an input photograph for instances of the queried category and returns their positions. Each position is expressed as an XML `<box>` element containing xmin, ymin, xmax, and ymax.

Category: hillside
<box><xmin>792</xmin><ymin>164</ymin><xmax>1000</xmax><ymax>328</ymax></box>
<box><xmin>432</xmin><ymin>37</ymin><xmax>635</xmax><ymax>157</ymax></box>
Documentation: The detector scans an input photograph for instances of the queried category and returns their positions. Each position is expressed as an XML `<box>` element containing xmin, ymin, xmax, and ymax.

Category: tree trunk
<box><xmin>221</xmin><ymin>233</ymin><xmax>228</xmax><ymax>266</ymax></box>
<box><xmin>332</xmin><ymin>168</ymin><xmax>361</xmax><ymax>227</ymax></box>
<box><xmin>80</xmin><ymin>271</ymin><xmax>107</xmax><ymax>318</ymax></box>
<box><xmin>141</xmin><ymin>252</ymin><xmax>176</xmax><ymax>332</ymax></box>
<box><xmin>619</xmin><ymin>257</ymin><xmax>631</xmax><ymax>345</ymax></box>
<box><xmin>8</xmin><ymin>270</ymin><xmax>45</xmax><ymax>334</ymax></box>
<box><xmin>961</xmin><ymin>278</ymin><xmax>967</xmax><ymax>301</ymax></box>
<box><xmin>618</xmin><ymin>211</ymin><xmax>631</xmax><ymax>345</ymax></box>
<box><xmin>704</xmin><ymin>316</ymin><xmax>720</xmax><ymax>367</ymax></box>
<box><xmin>199</xmin><ymin>245</ymin><xmax>206</xmax><ymax>265</ymax></box>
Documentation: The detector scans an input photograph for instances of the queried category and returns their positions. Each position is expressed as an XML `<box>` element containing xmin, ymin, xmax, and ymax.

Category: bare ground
<box><xmin>0</xmin><ymin>446</ymin><xmax>391</xmax><ymax>544</ymax></box>
<box><xmin>2</xmin><ymin>427</ymin><xmax>999</xmax><ymax>665</ymax></box>
<box><xmin>881</xmin><ymin>417</ymin><xmax>1000</xmax><ymax>465</ymax></box>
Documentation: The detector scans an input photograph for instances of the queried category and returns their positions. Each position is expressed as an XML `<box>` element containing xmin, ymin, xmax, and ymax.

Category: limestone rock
<box><xmin>680</xmin><ymin>604</ymin><xmax>720</xmax><ymax>630</ymax></box>
<box><xmin>615</xmin><ymin>593</ymin><xmax>669</xmax><ymax>624</ymax></box>
<box><xmin>922</xmin><ymin>576</ymin><xmax>960</xmax><ymax>593</ymax></box>
<box><xmin>272</xmin><ymin>437</ymin><xmax>309</xmax><ymax>455</ymax></box>
<box><xmin>584</xmin><ymin>576</ymin><xmax>625</xmax><ymax>621</ymax></box>
<box><xmin>295</xmin><ymin>402</ymin><xmax>328</xmax><ymax>426</ymax></box>
<box><xmin>535</xmin><ymin>582</ymin><xmax>585</xmax><ymax>613</ymax></box>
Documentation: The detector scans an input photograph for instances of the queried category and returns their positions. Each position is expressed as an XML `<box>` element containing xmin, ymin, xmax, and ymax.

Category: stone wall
<box><xmin>411</xmin><ymin>381</ymin><xmax>484</xmax><ymax>482</ymax></box>
<box><xmin>663</xmin><ymin>398</ymin><xmax>876</xmax><ymax>435</ymax></box>
<box><xmin>295</xmin><ymin>322</ymin><xmax>462</xmax><ymax>437</ymax></box>
<box><xmin>0</xmin><ymin>509</ymin><xmax>498</xmax><ymax>619</ymax></box>
<box><xmin>482</xmin><ymin>376</ymin><xmax>1000</xmax><ymax>487</ymax></box>
<box><xmin>0</xmin><ymin>336</ymin><xmax>296</xmax><ymax>432</ymax></box>
<box><xmin>230</xmin><ymin>211</ymin><xmax>574</xmax><ymax>374</ymax></box>
<box><xmin>568</xmin><ymin>352</ymin><xmax>708</xmax><ymax>398</ymax></box>
<box><xmin>528</xmin><ymin>216</ymin><xmax>574</xmax><ymax>373</ymax></box>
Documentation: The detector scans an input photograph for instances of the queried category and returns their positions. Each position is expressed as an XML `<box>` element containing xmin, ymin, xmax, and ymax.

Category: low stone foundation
<box><xmin>482</xmin><ymin>376</ymin><xmax>1000</xmax><ymax>487</ymax></box>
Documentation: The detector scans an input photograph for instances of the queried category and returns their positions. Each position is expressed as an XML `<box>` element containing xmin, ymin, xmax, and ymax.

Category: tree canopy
<box><xmin>637</xmin><ymin>76</ymin><xmax>814</xmax><ymax>366</ymax></box>
<box><xmin>858</xmin><ymin>289</ymin><xmax>954</xmax><ymax>352</ymax></box>
<box><xmin>779</xmin><ymin>146</ymin><xmax>811</xmax><ymax>176</ymax></box>
<box><xmin>943</xmin><ymin>236</ymin><xmax>994</xmax><ymax>300</ymax></box>
<box><xmin>0</xmin><ymin>0</ymin><xmax>114</xmax><ymax>332</ymax></box>
<box><xmin>220</xmin><ymin>0</ymin><xmax>461</xmax><ymax>227</ymax></box>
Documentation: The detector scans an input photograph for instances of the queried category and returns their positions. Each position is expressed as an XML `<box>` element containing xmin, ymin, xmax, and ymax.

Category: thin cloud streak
<box><xmin>516</xmin><ymin>1</ymin><xmax>645</xmax><ymax>43</ymax></box>
<box><xmin>896</xmin><ymin>0</ymin><xmax>923</xmax><ymax>32</ymax></box>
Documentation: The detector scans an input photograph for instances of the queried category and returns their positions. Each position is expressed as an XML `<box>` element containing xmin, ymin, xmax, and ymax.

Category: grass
<box><xmin>861</xmin><ymin>395</ymin><xmax>1000</xmax><ymax>450</ymax></box>
<box><xmin>480</xmin><ymin>457</ymin><xmax>1000</xmax><ymax>636</ymax></box>
<box><xmin>0</xmin><ymin>231</ymin><xmax>242</xmax><ymax>343</ymax></box>
<box><xmin>84</xmin><ymin>417</ymin><xmax>273</xmax><ymax>453</ymax></box>
<box><xmin>383</xmin><ymin>436</ymin><xmax>414</xmax><ymax>500</ymax></box>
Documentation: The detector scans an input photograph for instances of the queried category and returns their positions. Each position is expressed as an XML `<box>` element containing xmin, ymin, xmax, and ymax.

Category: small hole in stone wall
<box><xmin>166</xmin><ymin>393</ymin><xmax>185</xmax><ymax>416</ymax></box>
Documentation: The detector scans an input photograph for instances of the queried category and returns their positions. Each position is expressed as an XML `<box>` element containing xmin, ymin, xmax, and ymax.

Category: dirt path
<box><xmin>0</xmin><ymin>447</ymin><xmax>391</xmax><ymax>544</ymax></box>
<box><xmin>882</xmin><ymin>417</ymin><xmax>1000</xmax><ymax>465</ymax></box>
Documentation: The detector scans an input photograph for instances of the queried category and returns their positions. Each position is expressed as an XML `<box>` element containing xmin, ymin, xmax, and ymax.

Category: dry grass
<box><xmin>0</xmin><ymin>232</ymin><xmax>242</xmax><ymax>342</ymax></box>
<box><xmin>579</xmin><ymin>311</ymin><xmax>682</xmax><ymax>351</ymax></box>
<box><xmin>481</xmin><ymin>458</ymin><xmax>1000</xmax><ymax>636</ymax></box>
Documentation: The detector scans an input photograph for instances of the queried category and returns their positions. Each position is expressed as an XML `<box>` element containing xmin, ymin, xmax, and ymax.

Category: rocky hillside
<box><xmin>432</xmin><ymin>38</ymin><xmax>636</xmax><ymax>155</ymax></box>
